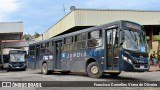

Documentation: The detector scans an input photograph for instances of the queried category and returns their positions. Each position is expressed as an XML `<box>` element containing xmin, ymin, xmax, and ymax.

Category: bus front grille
<box><xmin>134</xmin><ymin>64</ymin><xmax>148</xmax><ymax>69</ymax></box>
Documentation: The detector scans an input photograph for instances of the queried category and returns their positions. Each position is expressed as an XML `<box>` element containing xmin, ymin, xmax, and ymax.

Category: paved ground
<box><xmin>0</xmin><ymin>67</ymin><xmax>160</xmax><ymax>90</ymax></box>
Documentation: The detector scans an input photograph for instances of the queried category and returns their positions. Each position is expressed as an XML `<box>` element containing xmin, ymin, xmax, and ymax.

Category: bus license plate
<box><xmin>140</xmin><ymin>65</ymin><xmax>144</xmax><ymax>69</ymax></box>
<box><xmin>16</xmin><ymin>67</ymin><xmax>20</xmax><ymax>68</ymax></box>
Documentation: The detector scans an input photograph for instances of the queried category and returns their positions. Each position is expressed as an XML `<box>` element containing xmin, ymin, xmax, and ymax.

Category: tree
<box><xmin>22</xmin><ymin>34</ymin><xmax>32</xmax><ymax>41</ymax></box>
<box><xmin>34</xmin><ymin>32</ymin><xmax>40</xmax><ymax>38</ymax></box>
<box><xmin>22</xmin><ymin>34</ymin><xmax>27</xmax><ymax>39</ymax></box>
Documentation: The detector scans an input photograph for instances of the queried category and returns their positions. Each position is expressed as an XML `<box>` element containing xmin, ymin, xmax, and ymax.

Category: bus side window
<box><xmin>87</xmin><ymin>30</ymin><xmax>102</xmax><ymax>47</ymax></box>
<box><xmin>41</xmin><ymin>43</ymin><xmax>46</xmax><ymax>54</ymax></box>
<box><xmin>48</xmin><ymin>41</ymin><xmax>54</xmax><ymax>53</ymax></box>
<box><xmin>63</xmin><ymin>36</ymin><xmax>73</xmax><ymax>51</ymax></box>
<box><xmin>113</xmin><ymin>29</ymin><xmax>118</xmax><ymax>46</ymax></box>
<box><xmin>74</xmin><ymin>33</ymin><xmax>86</xmax><ymax>50</ymax></box>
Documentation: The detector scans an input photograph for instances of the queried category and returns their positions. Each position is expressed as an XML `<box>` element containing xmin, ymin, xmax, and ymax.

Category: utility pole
<box><xmin>63</xmin><ymin>4</ymin><xmax>66</xmax><ymax>15</ymax></box>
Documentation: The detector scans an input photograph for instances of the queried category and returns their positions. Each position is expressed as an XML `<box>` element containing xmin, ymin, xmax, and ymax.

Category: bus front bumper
<box><xmin>8</xmin><ymin>63</ymin><xmax>27</xmax><ymax>69</ymax></box>
<box><xmin>121</xmin><ymin>60</ymin><xmax>150</xmax><ymax>72</ymax></box>
<box><xmin>132</xmin><ymin>64</ymin><xmax>150</xmax><ymax>72</ymax></box>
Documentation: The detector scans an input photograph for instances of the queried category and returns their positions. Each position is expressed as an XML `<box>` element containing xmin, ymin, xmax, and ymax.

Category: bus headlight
<box><xmin>122</xmin><ymin>55</ymin><xmax>128</xmax><ymax>60</ymax></box>
<box><xmin>128</xmin><ymin>59</ymin><xmax>132</xmax><ymax>63</ymax></box>
<box><xmin>122</xmin><ymin>55</ymin><xmax>132</xmax><ymax>64</ymax></box>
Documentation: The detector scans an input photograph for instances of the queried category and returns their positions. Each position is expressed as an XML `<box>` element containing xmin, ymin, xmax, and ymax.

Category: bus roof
<box><xmin>30</xmin><ymin>20</ymin><xmax>142</xmax><ymax>45</ymax></box>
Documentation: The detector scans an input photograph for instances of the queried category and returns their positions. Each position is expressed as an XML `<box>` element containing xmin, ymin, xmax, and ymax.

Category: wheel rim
<box><xmin>90</xmin><ymin>66</ymin><xmax>99</xmax><ymax>74</ymax></box>
<box><xmin>42</xmin><ymin>64</ymin><xmax>47</xmax><ymax>74</ymax></box>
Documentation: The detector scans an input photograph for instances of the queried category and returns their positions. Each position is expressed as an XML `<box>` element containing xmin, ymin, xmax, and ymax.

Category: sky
<box><xmin>0</xmin><ymin>0</ymin><xmax>160</xmax><ymax>34</ymax></box>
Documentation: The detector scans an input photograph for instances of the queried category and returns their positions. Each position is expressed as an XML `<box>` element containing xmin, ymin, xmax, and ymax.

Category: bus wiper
<box><xmin>120</xmin><ymin>38</ymin><xmax>125</xmax><ymax>46</ymax></box>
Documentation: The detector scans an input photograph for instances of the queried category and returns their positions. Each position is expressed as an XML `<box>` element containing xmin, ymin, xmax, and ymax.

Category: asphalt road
<box><xmin>0</xmin><ymin>69</ymin><xmax>160</xmax><ymax>90</ymax></box>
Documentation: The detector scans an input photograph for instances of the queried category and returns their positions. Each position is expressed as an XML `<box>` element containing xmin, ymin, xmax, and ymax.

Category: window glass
<box><xmin>107</xmin><ymin>30</ymin><xmax>112</xmax><ymax>45</ymax></box>
<box><xmin>75</xmin><ymin>33</ymin><xmax>86</xmax><ymax>42</ymax></box>
<box><xmin>87</xmin><ymin>30</ymin><xmax>102</xmax><ymax>47</ymax></box>
<box><xmin>64</xmin><ymin>36</ymin><xmax>73</xmax><ymax>44</ymax></box>
<box><xmin>75</xmin><ymin>34</ymin><xmax>81</xmax><ymax>42</ymax></box>
<box><xmin>10</xmin><ymin>54</ymin><xmax>26</xmax><ymax>62</ymax></box>
<box><xmin>74</xmin><ymin>41</ymin><xmax>86</xmax><ymax>50</ymax></box>
<box><xmin>29</xmin><ymin>51</ymin><xmax>35</xmax><ymax>56</ymax></box>
<box><xmin>63</xmin><ymin>44</ymin><xmax>74</xmax><ymax>51</ymax></box>
<box><xmin>52</xmin><ymin>41</ymin><xmax>54</xmax><ymax>46</ymax></box>
<box><xmin>41</xmin><ymin>48</ymin><xmax>45</xmax><ymax>54</ymax></box>
<box><xmin>41</xmin><ymin>43</ymin><xmax>45</xmax><ymax>48</ymax></box>
<box><xmin>88</xmin><ymin>31</ymin><xmax>100</xmax><ymax>39</ymax></box>
<box><xmin>45</xmin><ymin>42</ymin><xmax>49</xmax><ymax>47</ymax></box>
<box><xmin>81</xmin><ymin>33</ymin><xmax>86</xmax><ymax>40</ymax></box>
<box><xmin>29</xmin><ymin>46</ymin><xmax>35</xmax><ymax>50</ymax></box>
<box><xmin>45</xmin><ymin>48</ymin><xmax>51</xmax><ymax>53</ymax></box>
<box><xmin>88</xmin><ymin>39</ymin><xmax>102</xmax><ymax>47</ymax></box>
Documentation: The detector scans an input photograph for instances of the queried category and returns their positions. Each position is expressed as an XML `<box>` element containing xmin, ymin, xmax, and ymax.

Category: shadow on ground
<box><xmin>33</xmin><ymin>71</ymin><xmax>143</xmax><ymax>81</ymax></box>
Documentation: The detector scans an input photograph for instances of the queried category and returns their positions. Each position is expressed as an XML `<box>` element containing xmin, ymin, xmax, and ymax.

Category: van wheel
<box><xmin>109</xmin><ymin>73</ymin><xmax>121</xmax><ymax>77</ymax></box>
<box><xmin>41</xmin><ymin>63</ymin><xmax>50</xmax><ymax>75</ymax></box>
<box><xmin>87</xmin><ymin>62</ymin><xmax>103</xmax><ymax>78</ymax></box>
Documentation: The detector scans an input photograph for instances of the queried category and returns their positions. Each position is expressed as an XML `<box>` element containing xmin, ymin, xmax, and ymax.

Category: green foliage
<box><xmin>22</xmin><ymin>32</ymin><xmax>40</xmax><ymax>41</ymax></box>
<box><xmin>146</xmin><ymin>36</ymin><xmax>150</xmax><ymax>40</ymax></box>
<box><xmin>153</xmin><ymin>35</ymin><xmax>160</xmax><ymax>40</ymax></box>
<box><xmin>34</xmin><ymin>32</ymin><xmax>40</xmax><ymax>38</ymax></box>
<box><xmin>146</xmin><ymin>35</ymin><xmax>160</xmax><ymax>41</ymax></box>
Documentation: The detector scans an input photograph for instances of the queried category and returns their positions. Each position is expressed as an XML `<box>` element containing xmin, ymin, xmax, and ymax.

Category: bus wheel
<box><xmin>22</xmin><ymin>68</ymin><xmax>26</xmax><ymax>71</ymax></box>
<box><xmin>109</xmin><ymin>73</ymin><xmax>121</xmax><ymax>77</ymax></box>
<box><xmin>87</xmin><ymin>62</ymin><xmax>103</xmax><ymax>78</ymax></box>
<box><xmin>41</xmin><ymin>63</ymin><xmax>50</xmax><ymax>75</ymax></box>
<box><xmin>7</xmin><ymin>68</ymin><xmax>10</xmax><ymax>72</ymax></box>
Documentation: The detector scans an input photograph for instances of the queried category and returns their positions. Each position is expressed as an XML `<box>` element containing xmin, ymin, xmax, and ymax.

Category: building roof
<box><xmin>0</xmin><ymin>22</ymin><xmax>23</xmax><ymax>40</ymax></box>
<box><xmin>36</xmin><ymin>8</ymin><xmax>160</xmax><ymax>41</ymax></box>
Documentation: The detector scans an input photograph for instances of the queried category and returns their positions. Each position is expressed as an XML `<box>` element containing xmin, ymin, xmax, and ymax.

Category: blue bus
<box><xmin>28</xmin><ymin>20</ymin><xmax>149</xmax><ymax>78</ymax></box>
<box><xmin>6</xmin><ymin>50</ymin><xmax>27</xmax><ymax>71</ymax></box>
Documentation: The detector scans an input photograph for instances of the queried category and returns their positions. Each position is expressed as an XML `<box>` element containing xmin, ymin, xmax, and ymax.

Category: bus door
<box><xmin>55</xmin><ymin>40</ymin><xmax>62</xmax><ymax>69</ymax></box>
<box><xmin>28</xmin><ymin>45</ymin><xmax>36</xmax><ymax>69</ymax></box>
<box><xmin>105</xmin><ymin>28</ymin><xmax>119</xmax><ymax>71</ymax></box>
<box><xmin>36</xmin><ymin>45</ymin><xmax>40</xmax><ymax>69</ymax></box>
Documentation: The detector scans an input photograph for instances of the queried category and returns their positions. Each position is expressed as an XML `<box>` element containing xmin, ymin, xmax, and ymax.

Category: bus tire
<box><xmin>87</xmin><ymin>62</ymin><xmax>103</xmax><ymax>78</ymax></box>
<box><xmin>109</xmin><ymin>72</ymin><xmax>121</xmax><ymax>77</ymax></box>
<box><xmin>7</xmin><ymin>68</ymin><xmax>10</xmax><ymax>72</ymax></box>
<box><xmin>41</xmin><ymin>63</ymin><xmax>50</xmax><ymax>75</ymax></box>
<box><xmin>22</xmin><ymin>68</ymin><xmax>26</xmax><ymax>71</ymax></box>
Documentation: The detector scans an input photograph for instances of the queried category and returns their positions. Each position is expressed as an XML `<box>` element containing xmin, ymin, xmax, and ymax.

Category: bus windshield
<box><xmin>122</xmin><ymin>30</ymin><xmax>147</xmax><ymax>52</ymax></box>
<box><xmin>10</xmin><ymin>54</ymin><xmax>26</xmax><ymax>62</ymax></box>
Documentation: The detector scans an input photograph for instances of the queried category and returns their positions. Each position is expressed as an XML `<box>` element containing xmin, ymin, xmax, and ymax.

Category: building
<box><xmin>36</xmin><ymin>8</ymin><xmax>160</xmax><ymax>42</ymax></box>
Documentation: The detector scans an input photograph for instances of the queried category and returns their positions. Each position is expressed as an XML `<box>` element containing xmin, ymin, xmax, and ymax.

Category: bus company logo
<box><xmin>2</xmin><ymin>82</ymin><xmax>12</xmax><ymax>87</ymax></box>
